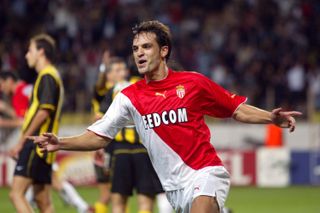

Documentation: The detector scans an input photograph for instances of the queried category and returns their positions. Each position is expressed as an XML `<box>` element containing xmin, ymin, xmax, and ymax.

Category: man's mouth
<box><xmin>138</xmin><ymin>59</ymin><xmax>147</xmax><ymax>67</ymax></box>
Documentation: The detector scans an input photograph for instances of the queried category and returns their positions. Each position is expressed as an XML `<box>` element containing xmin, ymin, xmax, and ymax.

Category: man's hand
<box><xmin>27</xmin><ymin>133</ymin><xmax>60</xmax><ymax>152</ymax></box>
<box><xmin>94</xmin><ymin>148</ymin><xmax>105</xmax><ymax>167</ymax></box>
<box><xmin>271</xmin><ymin>108</ymin><xmax>302</xmax><ymax>132</ymax></box>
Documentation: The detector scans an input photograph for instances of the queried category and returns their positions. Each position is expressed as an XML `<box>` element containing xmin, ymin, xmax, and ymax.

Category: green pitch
<box><xmin>0</xmin><ymin>186</ymin><xmax>319</xmax><ymax>213</ymax></box>
<box><xmin>225</xmin><ymin>186</ymin><xmax>320</xmax><ymax>213</ymax></box>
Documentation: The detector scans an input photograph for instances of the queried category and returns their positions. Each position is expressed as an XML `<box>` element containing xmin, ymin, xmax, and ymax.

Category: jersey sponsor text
<box><xmin>142</xmin><ymin>108</ymin><xmax>188</xmax><ymax>129</ymax></box>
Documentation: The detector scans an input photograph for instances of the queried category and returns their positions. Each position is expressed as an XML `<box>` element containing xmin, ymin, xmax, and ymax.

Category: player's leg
<box><xmin>110</xmin><ymin>143</ymin><xmax>134</xmax><ymax>213</ymax></box>
<box><xmin>25</xmin><ymin>186</ymin><xmax>37</xmax><ymax>209</ymax></box>
<box><xmin>156</xmin><ymin>193</ymin><xmax>173</xmax><ymax>213</ymax></box>
<box><xmin>51</xmin><ymin>167</ymin><xmax>69</xmax><ymax>203</ymax></box>
<box><xmin>61</xmin><ymin>181</ymin><xmax>90</xmax><ymax>213</ymax></box>
<box><xmin>51</xmin><ymin>163</ymin><xmax>89</xmax><ymax>212</ymax></box>
<box><xmin>29</xmin><ymin>144</ymin><xmax>56</xmax><ymax>213</ymax></box>
<box><xmin>190</xmin><ymin>196</ymin><xmax>219</xmax><ymax>213</ymax></box>
<box><xmin>33</xmin><ymin>183</ymin><xmax>54</xmax><ymax>213</ymax></box>
<box><xmin>137</xmin><ymin>194</ymin><xmax>154</xmax><ymax>213</ymax></box>
<box><xmin>133</xmin><ymin>146</ymin><xmax>165</xmax><ymax>213</ymax></box>
<box><xmin>10</xmin><ymin>141</ymin><xmax>34</xmax><ymax>212</ymax></box>
<box><xmin>9</xmin><ymin>175</ymin><xmax>33</xmax><ymax>213</ymax></box>
<box><xmin>189</xmin><ymin>166</ymin><xmax>230</xmax><ymax>213</ymax></box>
<box><xmin>95</xmin><ymin>182</ymin><xmax>111</xmax><ymax>213</ymax></box>
<box><xmin>111</xmin><ymin>193</ymin><xmax>128</xmax><ymax>213</ymax></box>
<box><xmin>94</xmin><ymin>145</ymin><xmax>113</xmax><ymax>213</ymax></box>
<box><xmin>25</xmin><ymin>185</ymin><xmax>34</xmax><ymax>202</ymax></box>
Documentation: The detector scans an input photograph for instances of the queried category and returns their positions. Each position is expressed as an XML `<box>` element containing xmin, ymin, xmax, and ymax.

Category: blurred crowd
<box><xmin>0</xmin><ymin>0</ymin><xmax>319</xmax><ymax>117</ymax></box>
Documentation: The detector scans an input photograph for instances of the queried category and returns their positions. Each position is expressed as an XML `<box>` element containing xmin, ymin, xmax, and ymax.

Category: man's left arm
<box><xmin>233</xmin><ymin>104</ymin><xmax>302</xmax><ymax>132</ymax></box>
<box><xmin>10</xmin><ymin>109</ymin><xmax>50</xmax><ymax>159</ymax></box>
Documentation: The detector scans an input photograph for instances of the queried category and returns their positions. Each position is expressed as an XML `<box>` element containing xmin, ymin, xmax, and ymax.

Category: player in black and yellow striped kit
<box><xmin>91</xmin><ymin>52</ymin><xmax>116</xmax><ymax>213</ymax></box>
<box><xmin>92</xmin><ymin>57</ymin><xmax>163</xmax><ymax>213</ymax></box>
<box><xmin>9</xmin><ymin>34</ymin><xmax>64</xmax><ymax>213</ymax></box>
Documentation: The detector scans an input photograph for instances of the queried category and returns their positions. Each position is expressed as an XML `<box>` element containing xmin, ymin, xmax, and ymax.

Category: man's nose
<box><xmin>137</xmin><ymin>48</ymin><xmax>144</xmax><ymax>57</ymax></box>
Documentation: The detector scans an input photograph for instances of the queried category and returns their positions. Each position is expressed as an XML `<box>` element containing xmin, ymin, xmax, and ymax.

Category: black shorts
<box><xmin>14</xmin><ymin>140</ymin><xmax>52</xmax><ymax>184</ymax></box>
<box><xmin>110</xmin><ymin>143</ymin><xmax>164</xmax><ymax>196</ymax></box>
<box><xmin>95</xmin><ymin>142</ymin><xmax>114</xmax><ymax>183</ymax></box>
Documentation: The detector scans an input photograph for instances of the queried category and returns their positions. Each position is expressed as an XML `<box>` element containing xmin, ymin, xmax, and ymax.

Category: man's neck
<box><xmin>35</xmin><ymin>58</ymin><xmax>51</xmax><ymax>73</ymax></box>
<box><xmin>145</xmin><ymin>63</ymin><xmax>168</xmax><ymax>83</ymax></box>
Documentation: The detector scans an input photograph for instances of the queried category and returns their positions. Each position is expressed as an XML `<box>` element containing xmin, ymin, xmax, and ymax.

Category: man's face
<box><xmin>132</xmin><ymin>32</ymin><xmax>165</xmax><ymax>75</ymax></box>
<box><xmin>25</xmin><ymin>41</ymin><xmax>40</xmax><ymax>68</ymax></box>
<box><xmin>0</xmin><ymin>78</ymin><xmax>13</xmax><ymax>96</ymax></box>
<box><xmin>109</xmin><ymin>62</ymin><xmax>128</xmax><ymax>83</ymax></box>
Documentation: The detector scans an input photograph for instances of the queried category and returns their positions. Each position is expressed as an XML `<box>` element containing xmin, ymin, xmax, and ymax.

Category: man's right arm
<box><xmin>59</xmin><ymin>131</ymin><xmax>111</xmax><ymax>151</ymax></box>
<box><xmin>31</xmin><ymin>130</ymin><xmax>111</xmax><ymax>152</ymax></box>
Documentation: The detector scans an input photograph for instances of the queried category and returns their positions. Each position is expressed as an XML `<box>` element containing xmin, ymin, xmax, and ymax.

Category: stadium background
<box><xmin>0</xmin><ymin>0</ymin><xmax>319</xmax><ymax>212</ymax></box>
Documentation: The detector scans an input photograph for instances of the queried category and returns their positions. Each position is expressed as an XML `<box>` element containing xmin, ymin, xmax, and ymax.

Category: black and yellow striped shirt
<box><xmin>22</xmin><ymin>65</ymin><xmax>64</xmax><ymax>163</ymax></box>
<box><xmin>91</xmin><ymin>79</ymin><xmax>140</xmax><ymax>144</ymax></box>
<box><xmin>91</xmin><ymin>82</ymin><xmax>114</xmax><ymax>118</ymax></box>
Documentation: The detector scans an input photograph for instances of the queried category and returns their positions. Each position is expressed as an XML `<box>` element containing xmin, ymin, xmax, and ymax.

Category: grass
<box><xmin>0</xmin><ymin>186</ymin><xmax>150</xmax><ymax>213</ymax></box>
<box><xmin>0</xmin><ymin>186</ymin><xmax>319</xmax><ymax>212</ymax></box>
<box><xmin>225</xmin><ymin>186</ymin><xmax>320</xmax><ymax>213</ymax></box>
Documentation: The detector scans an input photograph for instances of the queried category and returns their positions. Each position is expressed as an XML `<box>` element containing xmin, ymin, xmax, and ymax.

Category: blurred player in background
<box><xmin>9</xmin><ymin>34</ymin><xmax>64</xmax><ymax>213</ymax></box>
<box><xmin>91</xmin><ymin>50</ymin><xmax>114</xmax><ymax>213</ymax></box>
<box><xmin>0</xmin><ymin>71</ymin><xmax>31</xmax><ymax>129</ymax></box>
<box><xmin>30</xmin><ymin>21</ymin><xmax>301</xmax><ymax>213</ymax></box>
<box><xmin>0</xmin><ymin>71</ymin><xmax>32</xmax><ymax>156</ymax></box>
<box><xmin>50</xmin><ymin>163</ymin><xmax>91</xmax><ymax>213</ymax></box>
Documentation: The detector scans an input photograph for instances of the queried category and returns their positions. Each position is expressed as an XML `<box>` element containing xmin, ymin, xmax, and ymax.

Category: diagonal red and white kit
<box><xmin>88</xmin><ymin>70</ymin><xmax>247</xmax><ymax>191</ymax></box>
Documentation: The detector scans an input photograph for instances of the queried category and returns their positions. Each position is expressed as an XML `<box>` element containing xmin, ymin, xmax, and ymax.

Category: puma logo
<box><xmin>194</xmin><ymin>186</ymin><xmax>200</xmax><ymax>191</ymax></box>
<box><xmin>155</xmin><ymin>91</ymin><xmax>167</xmax><ymax>99</ymax></box>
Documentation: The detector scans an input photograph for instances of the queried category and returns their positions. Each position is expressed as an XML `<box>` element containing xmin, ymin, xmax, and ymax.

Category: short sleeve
<box><xmin>38</xmin><ymin>75</ymin><xmax>59</xmax><ymax>111</ymax></box>
<box><xmin>87</xmin><ymin>92</ymin><xmax>132</xmax><ymax>139</ymax></box>
<box><xmin>197</xmin><ymin>74</ymin><xmax>247</xmax><ymax>118</ymax></box>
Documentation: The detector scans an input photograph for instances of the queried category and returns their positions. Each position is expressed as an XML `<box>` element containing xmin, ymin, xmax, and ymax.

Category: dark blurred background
<box><xmin>0</xmin><ymin>0</ymin><xmax>319</xmax><ymax>120</ymax></box>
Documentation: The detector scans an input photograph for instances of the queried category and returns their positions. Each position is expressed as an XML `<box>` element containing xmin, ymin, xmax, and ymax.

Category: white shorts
<box><xmin>166</xmin><ymin>166</ymin><xmax>230</xmax><ymax>213</ymax></box>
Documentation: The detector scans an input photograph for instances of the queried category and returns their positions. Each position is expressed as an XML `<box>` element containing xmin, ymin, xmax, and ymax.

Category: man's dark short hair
<box><xmin>132</xmin><ymin>20</ymin><xmax>172</xmax><ymax>61</ymax></box>
<box><xmin>30</xmin><ymin>34</ymin><xmax>56</xmax><ymax>63</ymax></box>
<box><xmin>0</xmin><ymin>71</ymin><xmax>19</xmax><ymax>81</ymax></box>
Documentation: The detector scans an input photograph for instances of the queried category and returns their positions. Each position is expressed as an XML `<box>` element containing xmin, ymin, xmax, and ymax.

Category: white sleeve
<box><xmin>87</xmin><ymin>93</ymin><xmax>132</xmax><ymax>139</ymax></box>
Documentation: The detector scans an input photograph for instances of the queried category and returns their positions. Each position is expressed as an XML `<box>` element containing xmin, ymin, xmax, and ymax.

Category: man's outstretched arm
<box><xmin>28</xmin><ymin>130</ymin><xmax>111</xmax><ymax>152</ymax></box>
<box><xmin>233</xmin><ymin>104</ymin><xmax>302</xmax><ymax>132</ymax></box>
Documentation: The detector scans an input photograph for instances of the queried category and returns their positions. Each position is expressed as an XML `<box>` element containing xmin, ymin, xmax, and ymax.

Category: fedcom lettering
<box><xmin>142</xmin><ymin>108</ymin><xmax>188</xmax><ymax>129</ymax></box>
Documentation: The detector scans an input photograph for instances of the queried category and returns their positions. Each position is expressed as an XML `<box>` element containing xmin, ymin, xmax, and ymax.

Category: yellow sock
<box><xmin>94</xmin><ymin>202</ymin><xmax>108</xmax><ymax>213</ymax></box>
<box><xmin>138</xmin><ymin>211</ymin><xmax>152</xmax><ymax>213</ymax></box>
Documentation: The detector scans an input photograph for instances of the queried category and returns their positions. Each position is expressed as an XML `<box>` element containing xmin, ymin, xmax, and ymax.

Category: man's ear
<box><xmin>160</xmin><ymin>46</ymin><xmax>169</xmax><ymax>59</ymax></box>
<box><xmin>38</xmin><ymin>48</ymin><xmax>45</xmax><ymax>57</ymax></box>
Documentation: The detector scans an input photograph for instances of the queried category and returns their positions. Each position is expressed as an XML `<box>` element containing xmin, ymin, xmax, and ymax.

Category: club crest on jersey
<box><xmin>176</xmin><ymin>85</ymin><xmax>185</xmax><ymax>99</ymax></box>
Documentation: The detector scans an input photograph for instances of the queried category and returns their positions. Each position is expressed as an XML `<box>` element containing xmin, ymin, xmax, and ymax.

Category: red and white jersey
<box><xmin>12</xmin><ymin>81</ymin><xmax>32</xmax><ymax>118</ymax></box>
<box><xmin>88</xmin><ymin>70</ymin><xmax>247</xmax><ymax>190</ymax></box>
